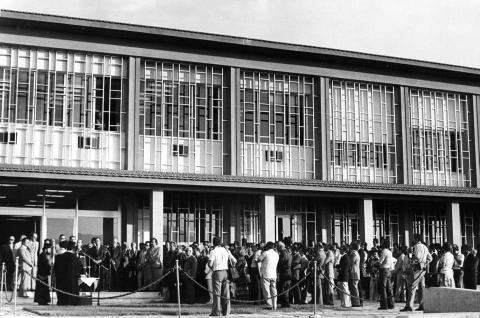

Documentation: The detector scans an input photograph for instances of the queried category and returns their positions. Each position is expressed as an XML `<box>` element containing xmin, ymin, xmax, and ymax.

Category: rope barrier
<box><xmin>1</xmin><ymin>268</ymin><xmax>14</xmax><ymax>304</ymax></box>
<box><xmin>317</xmin><ymin>268</ymin><xmax>426</xmax><ymax>302</ymax></box>
<box><xmin>181</xmin><ymin>268</ymin><xmax>311</xmax><ymax>304</ymax></box>
<box><xmin>23</xmin><ymin>268</ymin><xmax>174</xmax><ymax>300</ymax></box>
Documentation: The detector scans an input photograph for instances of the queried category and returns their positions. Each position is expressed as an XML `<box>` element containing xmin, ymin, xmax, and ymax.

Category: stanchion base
<box><xmin>309</xmin><ymin>315</ymin><xmax>322</xmax><ymax>318</ymax></box>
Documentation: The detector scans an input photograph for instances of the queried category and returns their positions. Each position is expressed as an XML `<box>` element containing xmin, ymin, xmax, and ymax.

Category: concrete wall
<box><xmin>424</xmin><ymin>287</ymin><xmax>480</xmax><ymax>313</ymax></box>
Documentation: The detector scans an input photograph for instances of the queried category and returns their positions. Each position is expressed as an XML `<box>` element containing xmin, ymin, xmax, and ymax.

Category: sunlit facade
<box><xmin>0</xmin><ymin>11</ymin><xmax>479</xmax><ymax>252</ymax></box>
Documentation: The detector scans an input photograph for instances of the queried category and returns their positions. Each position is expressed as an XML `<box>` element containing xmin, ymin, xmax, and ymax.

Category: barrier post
<box><xmin>13</xmin><ymin>257</ymin><xmax>18</xmax><ymax>316</ymax></box>
<box><xmin>175</xmin><ymin>260</ymin><xmax>181</xmax><ymax>318</ymax></box>
<box><xmin>309</xmin><ymin>260</ymin><xmax>320</xmax><ymax>318</ymax></box>
<box><xmin>0</xmin><ymin>262</ymin><xmax>5</xmax><ymax>307</ymax></box>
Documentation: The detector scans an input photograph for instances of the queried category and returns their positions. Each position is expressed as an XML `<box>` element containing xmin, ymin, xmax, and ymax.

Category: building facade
<box><xmin>0</xmin><ymin>10</ymin><xmax>480</xmax><ymax>255</ymax></box>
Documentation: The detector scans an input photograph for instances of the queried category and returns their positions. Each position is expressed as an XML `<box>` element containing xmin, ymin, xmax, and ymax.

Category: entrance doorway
<box><xmin>276</xmin><ymin>215</ymin><xmax>300</xmax><ymax>242</ymax></box>
<box><xmin>0</xmin><ymin>216</ymin><xmax>40</xmax><ymax>244</ymax></box>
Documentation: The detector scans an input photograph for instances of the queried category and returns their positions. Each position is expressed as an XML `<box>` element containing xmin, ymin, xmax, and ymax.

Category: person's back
<box><xmin>260</xmin><ymin>248</ymin><xmax>279</xmax><ymax>280</ymax></box>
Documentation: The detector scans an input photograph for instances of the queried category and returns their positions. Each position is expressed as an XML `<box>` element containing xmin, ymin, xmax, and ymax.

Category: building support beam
<box><xmin>446</xmin><ymin>201</ymin><xmax>462</xmax><ymax>246</ymax></box>
<box><xmin>261</xmin><ymin>194</ymin><xmax>276</xmax><ymax>242</ymax></box>
<box><xmin>359</xmin><ymin>198</ymin><xmax>374</xmax><ymax>246</ymax></box>
<box><xmin>150</xmin><ymin>189</ymin><xmax>164</xmax><ymax>259</ymax></box>
<box><xmin>226</xmin><ymin>67</ymin><xmax>240</xmax><ymax>176</ymax></box>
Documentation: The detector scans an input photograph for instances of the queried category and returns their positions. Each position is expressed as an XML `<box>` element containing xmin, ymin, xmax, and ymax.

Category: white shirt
<box><xmin>378</xmin><ymin>248</ymin><xmax>394</xmax><ymax>269</ymax></box>
<box><xmin>258</xmin><ymin>249</ymin><xmax>279</xmax><ymax>280</ymax></box>
<box><xmin>440</xmin><ymin>251</ymin><xmax>454</xmax><ymax>277</ymax></box>
<box><xmin>208</xmin><ymin>246</ymin><xmax>234</xmax><ymax>271</ymax></box>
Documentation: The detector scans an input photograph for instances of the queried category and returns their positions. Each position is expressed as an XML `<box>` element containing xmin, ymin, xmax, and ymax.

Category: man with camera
<box><xmin>400</xmin><ymin>234</ymin><xmax>432</xmax><ymax>312</ymax></box>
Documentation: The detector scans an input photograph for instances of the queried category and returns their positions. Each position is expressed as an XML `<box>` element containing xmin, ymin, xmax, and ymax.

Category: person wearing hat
<box><xmin>34</xmin><ymin>239</ymin><xmax>52</xmax><ymax>305</ymax></box>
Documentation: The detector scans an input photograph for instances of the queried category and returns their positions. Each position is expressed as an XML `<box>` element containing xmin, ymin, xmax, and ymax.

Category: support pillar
<box><xmin>359</xmin><ymin>198</ymin><xmax>374</xmax><ymax>246</ymax></box>
<box><xmin>151</xmin><ymin>189</ymin><xmax>164</xmax><ymax>260</ymax></box>
<box><xmin>261</xmin><ymin>194</ymin><xmax>276</xmax><ymax>243</ymax></box>
<box><xmin>447</xmin><ymin>202</ymin><xmax>462</xmax><ymax>246</ymax></box>
<box><xmin>73</xmin><ymin>197</ymin><xmax>79</xmax><ymax>240</ymax></box>
<box><xmin>319</xmin><ymin>206</ymin><xmax>329</xmax><ymax>243</ymax></box>
<box><xmin>40</xmin><ymin>200</ymin><xmax>47</xmax><ymax>249</ymax></box>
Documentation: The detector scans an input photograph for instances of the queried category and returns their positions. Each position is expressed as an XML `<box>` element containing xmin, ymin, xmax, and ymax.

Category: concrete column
<box><xmin>447</xmin><ymin>202</ymin><xmax>462</xmax><ymax>246</ymax></box>
<box><xmin>319</xmin><ymin>205</ymin><xmax>329</xmax><ymax>243</ymax></box>
<box><xmin>150</xmin><ymin>189</ymin><xmax>164</xmax><ymax>259</ymax></box>
<box><xmin>73</xmin><ymin>196</ymin><xmax>79</xmax><ymax>239</ymax></box>
<box><xmin>261</xmin><ymin>194</ymin><xmax>276</xmax><ymax>242</ymax></box>
<box><xmin>40</xmin><ymin>202</ymin><xmax>47</xmax><ymax>249</ymax></box>
<box><xmin>359</xmin><ymin>198</ymin><xmax>374</xmax><ymax>246</ymax></box>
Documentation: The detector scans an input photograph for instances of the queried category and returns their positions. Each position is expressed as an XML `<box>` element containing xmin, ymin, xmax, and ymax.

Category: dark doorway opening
<box><xmin>0</xmin><ymin>216</ymin><xmax>40</xmax><ymax>244</ymax></box>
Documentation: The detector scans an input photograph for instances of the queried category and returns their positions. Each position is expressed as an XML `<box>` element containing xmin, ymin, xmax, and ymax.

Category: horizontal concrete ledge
<box><xmin>424</xmin><ymin>287</ymin><xmax>480</xmax><ymax>313</ymax></box>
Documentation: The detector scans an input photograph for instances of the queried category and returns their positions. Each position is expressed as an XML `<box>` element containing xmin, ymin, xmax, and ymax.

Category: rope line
<box><xmin>181</xmin><ymin>268</ymin><xmax>311</xmax><ymax>304</ymax></box>
<box><xmin>23</xmin><ymin>268</ymin><xmax>174</xmax><ymax>300</ymax></box>
<box><xmin>318</xmin><ymin>269</ymin><xmax>426</xmax><ymax>302</ymax></box>
<box><xmin>1</xmin><ymin>267</ymin><xmax>14</xmax><ymax>303</ymax></box>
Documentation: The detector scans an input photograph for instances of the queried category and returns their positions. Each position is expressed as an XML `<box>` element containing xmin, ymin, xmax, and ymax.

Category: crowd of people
<box><xmin>1</xmin><ymin>232</ymin><xmax>479</xmax><ymax>315</ymax></box>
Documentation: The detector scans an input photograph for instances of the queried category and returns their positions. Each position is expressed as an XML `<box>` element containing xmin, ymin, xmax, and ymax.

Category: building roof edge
<box><xmin>1</xmin><ymin>9</ymin><xmax>480</xmax><ymax>76</ymax></box>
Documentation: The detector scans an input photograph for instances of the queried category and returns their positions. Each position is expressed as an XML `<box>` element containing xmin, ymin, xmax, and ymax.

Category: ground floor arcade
<box><xmin>0</xmin><ymin>182</ymin><xmax>478</xmax><ymax>255</ymax></box>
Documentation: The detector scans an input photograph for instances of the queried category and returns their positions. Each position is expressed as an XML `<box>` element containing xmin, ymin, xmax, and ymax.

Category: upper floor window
<box><xmin>139</xmin><ymin>61</ymin><xmax>225</xmax><ymax>140</ymax></box>
<box><xmin>329</xmin><ymin>80</ymin><xmax>399</xmax><ymax>183</ymax></box>
<box><xmin>0</xmin><ymin>47</ymin><xmax>127</xmax><ymax>132</ymax></box>
<box><xmin>239</xmin><ymin>71</ymin><xmax>315</xmax><ymax>146</ymax></box>
<box><xmin>409</xmin><ymin>89</ymin><xmax>471</xmax><ymax>187</ymax></box>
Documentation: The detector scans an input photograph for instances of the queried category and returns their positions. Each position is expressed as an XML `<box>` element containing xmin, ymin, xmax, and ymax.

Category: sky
<box><xmin>1</xmin><ymin>0</ymin><xmax>480</xmax><ymax>68</ymax></box>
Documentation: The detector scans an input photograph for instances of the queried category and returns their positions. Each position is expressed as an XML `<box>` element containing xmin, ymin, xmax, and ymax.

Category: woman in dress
<box><xmin>34</xmin><ymin>240</ymin><xmax>52</xmax><ymax>305</ymax></box>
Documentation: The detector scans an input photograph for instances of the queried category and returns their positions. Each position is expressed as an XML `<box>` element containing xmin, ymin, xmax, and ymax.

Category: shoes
<box><xmin>263</xmin><ymin>306</ymin><xmax>273</xmax><ymax>310</ymax></box>
<box><xmin>416</xmin><ymin>306</ymin><xmax>424</xmax><ymax>311</ymax></box>
<box><xmin>388</xmin><ymin>306</ymin><xmax>395</xmax><ymax>309</ymax></box>
<box><xmin>400</xmin><ymin>307</ymin><xmax>413</xmax><ymax>312</ymax></box>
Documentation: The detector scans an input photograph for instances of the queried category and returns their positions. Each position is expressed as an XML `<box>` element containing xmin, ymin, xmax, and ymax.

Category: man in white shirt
<box><xmin>208</xmin><ymin>237</ymin><xmax>236</xmax><ymax>316</ymax></box>
<box><xmin>257</xmin><ymin>241</ymin><xmax>279</xmax><ymax>310</ymax></box>
<box><xmin>377</xmin><ymin>240</ymin><xmax>394</xmax><ymax>310</ymax></box>
<box><xmin>401</xmin><ymin>234</ymin><xmax>432</xmax><ymax>312</ymax></box>
<box><xmin>439</xmin><ymin>242</ymin><xmax>455</xmax><ymax>287</ymax></box>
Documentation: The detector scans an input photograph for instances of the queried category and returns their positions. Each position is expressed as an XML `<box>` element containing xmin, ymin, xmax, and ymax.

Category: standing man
<box><xmin>401</xmin><ymin>234</ymin><xmax>432</xmax><ymax>312</ymax></box>
<box><xmin>146</xmin><ymin>238</ymin><xmax>163</xmax><ymax>292</ymax></box>
<box><xmin>17</xmin><ymin>237</ymin><xmax>33</xmax><ymax>297</ymax></box>
<box><xmin>349</xmin><ymin>242</ymin><xmax>361</xmax><ymax>307</ymax></box>
<box><xmin>377</xmin><ymin>240</ymin><xmax>394</xmax><ymax>310</ymax></box>
<box><xmin>258</xmin><ymin>241</ymin><xmax>279</xmax><ymax>310</ymax></box>
<box><xmin>453</xmin><ymin>244</ymin><xmax>465</xmax><ymax>288</ymax></box>
<box><xmin>323</xmin><ymin>244</ymin><xmax>335</xmax><ymax>305</ymax></box>
<box><xmin>30</xmin><ymin>233</ymin><xmax>39</xmax><ymax>290</ymax></box>
<box><xmin>276</xmin><ymin>241</ymin><xmax>292</xmax><ymax>308</ymax></box>
<box><xmin>208</xmin><ymin>237</ymin><xmax>236</xmax><ymax>316</ymax></box>
<box><xmin>182</xmin><ymin>246</ymin><xmax>197</xmax><ymax>304</ymax></box>
<box><xmin>0</xmin><ymin>236</ymin><xmax>15</xmax><ymax>290</ymax></box>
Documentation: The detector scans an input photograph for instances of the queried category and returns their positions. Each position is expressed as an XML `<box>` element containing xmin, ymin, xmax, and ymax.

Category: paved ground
<box><xmin>2</xmin><ymin>298</ymin><xmax>480</xmax><ymax>317</ymax></box>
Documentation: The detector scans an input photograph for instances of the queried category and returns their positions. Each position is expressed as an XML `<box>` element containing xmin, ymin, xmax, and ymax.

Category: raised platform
<box><xmin>424</xmin><ymin>287</ymin><xmax>480</xmax><ymax>313</ymax></box>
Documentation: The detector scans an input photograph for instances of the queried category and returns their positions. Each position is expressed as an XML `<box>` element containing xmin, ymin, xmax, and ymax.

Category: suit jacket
<box><xmin>338</xmin><ymin>253</ymin><xmax>351</xmax><ymax>282</ymax></box>
<box><xmin>324</xmin><ymin>250</ymin><xmax>335</xmax><ymax>279</ymax></box>
<box><xmin>316</xmin><ymin>249</ymin><xmax>327</xmax><ymax>276</ymax></box>
<box><xmin>277</xmin><ymin>250</ymin><xmax>292</xmax><ymax>280</ymax></box>
<box><xmin>18</xmin><ymin>245</ymin><xmax>33</xmax><ymax>271</ymax></box>
<box><xmin>0</xmin><ymin>243</ymin><xmax>14</xmax><ymax>270</ymax></box>
<box><xmin>349</xmin><ymin>250</ymin><xmax>360</xmax><ymax>280</ymax></box>
<box><xmin>184</xmin><ymin>255</ymin><xmax>197</xmax><ymax>278</ymax></box>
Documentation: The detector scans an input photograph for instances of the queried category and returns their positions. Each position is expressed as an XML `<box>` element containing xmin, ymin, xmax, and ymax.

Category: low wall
<box><xmin>424</xmin><ymin>287</ymin><xmax>480</xmax><ymax>313</ymax></box>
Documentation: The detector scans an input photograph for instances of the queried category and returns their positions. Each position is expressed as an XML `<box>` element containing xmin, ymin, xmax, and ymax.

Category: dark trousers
<box><xmin>290</xmin><ymin>270</ymin><xmax>301</xmax><ymax>304</ymax></box>
<box><xmin>379</xmin><ymin>268</ymin><xmax>394</xmax><ymax>309</ymax></box>
<box><xmin>278</xmin><ymin>278</ymin><xmax>291</xmax><ymax>307</ymax></box>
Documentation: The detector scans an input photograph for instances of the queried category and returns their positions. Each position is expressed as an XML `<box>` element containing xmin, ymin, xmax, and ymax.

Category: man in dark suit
<box><xmin>276</xmin><ymin>241</ymin><xmax>292</xmax><ymax>308</ymax></box>
<box><xmin>0</xmin><ymin>236</ymin><xmax>15</xmax><ymax>290</ymax></box>
<box><xmin>349</xmin><ymin>242</ymin><xmax>361</xmax><ymax>307</ymax></box>
<box><xmin>88</xmin><ymin>237</ymin><xmax>107</xmax><ymax>290</ymax></box>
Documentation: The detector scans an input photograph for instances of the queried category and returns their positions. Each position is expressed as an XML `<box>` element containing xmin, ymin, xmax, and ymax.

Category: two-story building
<box><xmin>0</xmin><ymin>10</ymin><xmax>479</xmax><ymax>253</ymax></box>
